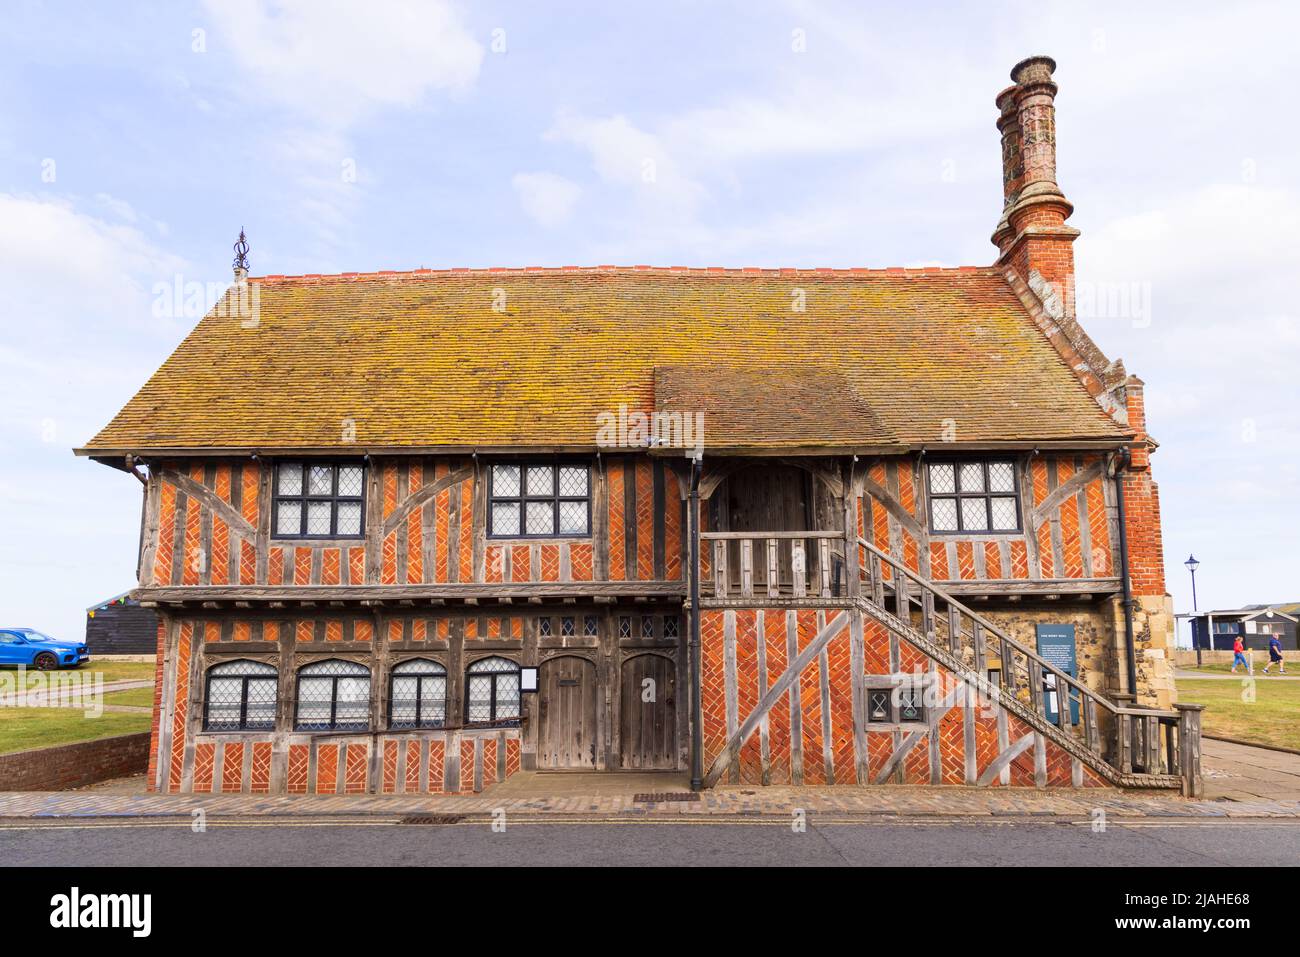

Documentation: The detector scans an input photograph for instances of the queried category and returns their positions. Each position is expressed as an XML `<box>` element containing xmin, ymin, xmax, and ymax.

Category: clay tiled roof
<box><xmin>81</xmin><ymin>266</ymin><xmax>1127</xmax><ymax>454</ymax></box>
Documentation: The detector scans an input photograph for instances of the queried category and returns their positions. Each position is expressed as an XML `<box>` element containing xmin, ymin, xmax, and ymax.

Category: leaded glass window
<box><xmin>273</xmin><ymin>462</ymin><xmax>366</xmax><ymax>538</ymax></box>
<box><xmin>641</xmin><ymin>615</ymin><xmax>655</xmax><ymax>638</ymax></box>
<box><xmin>389</xmin><ymin>659</ymin><xmax>447</xmax><ymax>729</ymax></box>
<box><xmin>927</xmin><ymin>460</ymin><xmax>1020</xmax><ymax>534</ymax></box>
<box><xmin>204</xmin><ymin>660</ymin><xmax>278</xmax><ymax>731</ymax></box>
<box><xmin>560</xmin><ymin>616</ymin><xmax>575</xmax><ymax>637</ymax></box>
<box><xmin>295</xmin><ymin>659</ymin><xmax>371</xmax><ymax>731</ymax></box>
<box><xmin>663</xmin><ymin>616</ymin><xmax>679</xmax><ymax>639</ymax></box>
<box><xmin>583</xmin><ymin>615</ymin><xmax>599</xmax><ymax>637</ymax></box>
<box><xmin>465</xmin><ymin>656</ymin><xmax>521</xmax><ymax>726</ymax></box>
<box><xmin>489</xmin><ymin>463</ymin><xmax>590</xmax><ymax>538</ymax></box>
<box><xmin>865</xmin><ymin>684</ymin><xmax>926</xmax><ymax>725</ymax></box>
<box><xmin>618</xmin><ymin>616</ymin><xmax>632</xmax><ymax>639</ymax></box>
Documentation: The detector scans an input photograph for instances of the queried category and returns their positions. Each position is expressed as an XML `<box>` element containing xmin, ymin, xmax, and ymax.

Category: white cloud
<box><xmin>512</xmin><ymin>172</ymin><xmax>581</xmax><ymax>228</ymax></box>
<box><xmin>202</xmin><ymin>0</ymin><xmax>484</xmax><ymax>126</ymax></box>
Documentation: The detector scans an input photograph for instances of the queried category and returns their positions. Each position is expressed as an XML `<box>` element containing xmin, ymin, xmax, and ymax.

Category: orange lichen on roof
<box><xmin>81</xmin><ymin>266</ymin><xmax>1125</xmax><ymax>453</ymax></box>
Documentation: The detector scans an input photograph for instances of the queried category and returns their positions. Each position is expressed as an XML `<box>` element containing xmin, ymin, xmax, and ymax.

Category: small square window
<box><xmin>492</xmin><ymin>464</ymin><xmax>521</xmax><ymax>497</ymax></box>
<box><xmin>526</xmin><ymin>501</ymin><xmax>555</xmax><ymax>535</ymax></box>
<box><xmin>927</xmin><ymin>460</ymin><xmax>1020</xmax><ymax>535</ymax></box>
<box><xmin>583</xmin><ymin>615</ymin><xmax>599</xmax><ymax>637</ymax></box>
<box><xmin>491</xmin><ymin>502</ymin><xmax>520</xmax><ymax>536</ymax></box>
<box><xmin>618</xmin><ymin>616</ymin><xmax>632</xmax><ymax>638</ymax></box>
<box><xmin>538</xmin><ymin>618</ymin><xmax>552</xmax><ymax>637</ymax></box>
<box><xmin>866</xmin><ymin>684</ymin><xmax>926</xmax><ymax>724</ymax></box>
<box><xmin>663</xmin><ymin>617</ymin><xmax>679</xmax><ymax>639</ymax></box>
<box><xmin>526</xmin><ymin>467</ymin><xmax>554</xmax><ymax>496</ymax></box>
<box><xmin>960</xmin><ymin>497</ymin><xmax>989</xmax><ymax>531</ymax></box>
<box><xmin>641</xmin><ymin>615</ymin><xmax>655</xmax><ymax>638</ymax></box>
<box><xmin>560</xmin><ymin>616</ymin><xmax>575</xmax><ymax>637</ymax></box>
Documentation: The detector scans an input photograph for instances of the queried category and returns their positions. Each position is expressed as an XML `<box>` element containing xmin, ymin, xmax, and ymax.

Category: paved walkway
<box><xmin>1176</xmin><ymin>670</ymin><xmax>1296</xmax><ymax>680</ymax></box>
<box><xmin>1</xmin><ymin>776</ymin><xmax>1297</xmax><ymax>823</ymax></box>
<box><xmin>1201</xmin><ymin>738</ymin><xmax>1300</xmax><ymax>801</ymax></box>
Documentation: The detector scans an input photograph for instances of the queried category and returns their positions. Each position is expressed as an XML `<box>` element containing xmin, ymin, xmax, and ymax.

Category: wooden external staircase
<box><xmin>698</xmin><ymin>529</ymin><xmax>1203</xmax><ymax>795</ymax></box>
<box><xmin>853</xmin><ymin>536</ymin><xmax>1202</xmax><ymax>794</ymax></box>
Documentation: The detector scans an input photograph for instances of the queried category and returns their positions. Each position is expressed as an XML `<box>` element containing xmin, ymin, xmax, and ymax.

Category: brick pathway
<box><xmin>2</xmin><ymin>777</ymin><xmax>1297</xmax><ymax>822</ymax></box>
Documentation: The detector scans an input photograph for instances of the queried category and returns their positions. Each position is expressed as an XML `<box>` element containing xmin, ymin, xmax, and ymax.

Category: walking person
<box><xmin>1263</xmin><ymin>633</ymin><xmax>1287</xmax><ymax>675</ymax></box>
<box><xmin>1231</xmin><ymin>634</ymin><xmax>1249</xmax><ymax>674</ymax></box>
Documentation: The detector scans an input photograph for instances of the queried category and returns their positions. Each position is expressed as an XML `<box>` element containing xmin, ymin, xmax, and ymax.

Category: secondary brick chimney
<box><xmin>992</xmin><ymin>56</ymin><xmax>1079</xmax><ymax>319</ymax></box>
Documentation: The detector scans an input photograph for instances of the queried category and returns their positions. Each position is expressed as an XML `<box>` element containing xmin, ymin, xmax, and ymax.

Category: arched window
<box><xmin>465</xmin><ymin>656</ymin><xmax>521</xmax><ymax>726</ymax></box>
<box><xmin>204</xmin><ymin>660</ymin><xmax>277</xmax><ymax>731</ymax></box>
<box><xmin>295</xmin><ymin>659</ymin><xmax>371</xmax><ymax>731</ymax></box>
<box><xmin>389</xmin><ymin>659</ymin><xmax>447</xmax><ymax>729</ymax></box>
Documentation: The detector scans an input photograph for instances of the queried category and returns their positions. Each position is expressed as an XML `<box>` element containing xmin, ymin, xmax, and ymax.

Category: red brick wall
<box><xmin>700</xmin><ymin>606</ymin><xmax>1107</xmax><ymax>788</ymax></box>
<box><xmin>0</xmin><ymin>732</ymin><xmax>150</xmax><ymax>791</ymax></box>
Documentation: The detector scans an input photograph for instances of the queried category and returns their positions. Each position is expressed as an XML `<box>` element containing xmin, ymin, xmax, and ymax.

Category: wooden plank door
<box><xmin>537</xmin><ymin>656</ymin><xmax>598</xmax><ymax>769</ymax></box>
<box><xmin>619</xmin><ymin>654</ymin><xmax>677</xmax><ymax>769</ymax></box>
<box><xmin>721</xmin><ymin>465</ymin><xmax>812</xmax><ymax>591</ymax></box>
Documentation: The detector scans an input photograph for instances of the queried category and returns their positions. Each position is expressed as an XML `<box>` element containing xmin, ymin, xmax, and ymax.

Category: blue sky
<box><xmin>1</xmin><ymin>0</ymin><xmax>1297</xmax><ymax>643</ymax></box>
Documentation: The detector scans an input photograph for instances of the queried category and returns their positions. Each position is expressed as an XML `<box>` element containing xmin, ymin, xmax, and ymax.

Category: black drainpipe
<box><xmin>1113</xmin><ymin>449</ymin><xmax>1139</xmax><ymax>697</ymax></box>
<box><xmin>688</xmin><ymin>454</ymin><xmax>704</xmax><ymax>791</ymax></box>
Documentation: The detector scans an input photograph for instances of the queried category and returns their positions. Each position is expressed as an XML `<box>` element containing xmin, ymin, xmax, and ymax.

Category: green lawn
<box><xmin>79</xmin><ymin>661</ymin><xmax>157</xmax><ymax>683</ymax></box>
<box><xmin>102</xmin><ymin>687</ymin><xmax>156</xmax><ymax>708</ymax></box>
<box><xmin>1180</xmin><ymin>661</ymin><xmax>1286</xmax><ymax>676</ymax></box>
<box><xmin>0</xmin><ymin>707</ymin><xmax>151</xmax><ymax>755</ymax></box>
<box><xmin>1177</xmin><ymin>677</ymin><xmax>1300</xmax><ymax>751</ymax></box>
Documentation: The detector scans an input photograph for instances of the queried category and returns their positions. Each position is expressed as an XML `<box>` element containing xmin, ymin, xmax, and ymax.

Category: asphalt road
<box><xmin>2</xmin><ymin>820</ymin><xmax>1298</xmax><ymax>866</ymax></box>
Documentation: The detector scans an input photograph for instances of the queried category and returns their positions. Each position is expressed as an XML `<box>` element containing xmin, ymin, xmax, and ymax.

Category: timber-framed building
<box><xmin>79</xmin><ymin>56</ymin><xmax>1201</xmax><ymax>797</ymax></box>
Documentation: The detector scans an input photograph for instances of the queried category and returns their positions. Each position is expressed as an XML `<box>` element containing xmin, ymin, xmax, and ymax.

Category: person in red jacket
<box><xmin>1231</xmin><ymin>635</ymin><xmax>1249</xmax><ymax>674</ymax></box>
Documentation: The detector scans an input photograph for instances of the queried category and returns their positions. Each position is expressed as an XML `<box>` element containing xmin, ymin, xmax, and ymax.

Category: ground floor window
<box><xmin>866</xmin><ymin>683</ymin><xmax>925</xmax><ymax>725</ymax></box>
<box><xmin>465</xmin><ymin>656</ymin><xmax>521</xmax><ymax>726</ymax></box>
<box><xmin>389</xmin><ymin>659</ymin><xmax>447</xmax><ymax>729</ymax></box>
<box><xmin>204</xmin><ymin>660</ymin><xmax>277</xmax><ymax>731</ymax></box>
<box><xmin>296</xmin><ymin>659</ymin><xmax>371</xmax><ymax>731</ymax></box>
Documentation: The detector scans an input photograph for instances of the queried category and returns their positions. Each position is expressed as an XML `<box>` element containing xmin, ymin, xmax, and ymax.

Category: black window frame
<box><xmin>487</xmin><ymin>461</ymin><xmax>592</xmax><ymax>539</ymax></box>
<box><xmin>926</xmin><ymin>459</ymin><xmax>1022</xmax><ymax>535</ymax></box>
<box><xmin>293</xmin><ymin>659</ymin><xmax>372</xmax><ymax>732</ymax></box>
<box><xmin>865</xmin><ymin>684</ymin><xmax>926</xmax><ymax>725</ymax></box>
<box><xmin>203</xmin><ymin>660</ymin><xmax>279</xmax><ymax>732</ymax></box>
<box><xmin>388</xmin><ymin>658</ymin><xmax>448</xmax><ymax>730</ymax></box>
<box><xmin>272</xmin><ymin>461</ymin><xmax>367</xmax><ymax>540</ymax></box>
<box><xmin>463</xmin><ymin>656</ymin><xmax>522</xmax><ymax>728</ymax></box>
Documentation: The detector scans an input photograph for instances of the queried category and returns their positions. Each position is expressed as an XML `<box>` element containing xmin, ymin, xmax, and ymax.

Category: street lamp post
<box><xmin>1185</xmin><ymin>554</ymin><xmax>1201</xmax><ymax>667</ymax></box>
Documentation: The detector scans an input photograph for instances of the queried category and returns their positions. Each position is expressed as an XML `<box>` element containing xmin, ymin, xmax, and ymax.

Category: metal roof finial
<box><xmin>232</xmin><ymin>228</ymin><xmax>250</xmax><ymax>275</ymax></box>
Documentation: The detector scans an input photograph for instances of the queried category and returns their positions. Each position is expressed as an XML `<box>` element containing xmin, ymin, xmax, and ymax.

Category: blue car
<box><xmin>0</xmin><ymin>628</ymin><xmax>90</xmax><ymax>670</ymax></box>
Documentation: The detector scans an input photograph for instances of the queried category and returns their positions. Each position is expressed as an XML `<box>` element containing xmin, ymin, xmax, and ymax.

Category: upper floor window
<box><xmin>274</xmin><ymin>462</ymin><xmax>365</xmax><ymax>539</ymax></box>
<box><xmin>465</xmin><ymin>656</ymin><xmax>521</xmax><ymax>726</ymax></box>
<box><xmin>295</xmin><ymin>659</ymin><xmax>370</xmax><ymax>731</ymax></box>
<box><xmin>204</xmin><ymin>660</ymin><xmax>278</xmax><ymax>731</ymax></box>
<box><xmin>488</xmin><ymin>463</ymin><xmax>590</xmax><ymax>538</ymax></box>
<box><xmin>389</xmin><ymin>659</ymin><xmax>447</xmax><ymax>729</ymax></box>
<box><xmin>926</xmin><ymin>460</ymin><xmax>1020</xmax><ymax>534</ymax></box>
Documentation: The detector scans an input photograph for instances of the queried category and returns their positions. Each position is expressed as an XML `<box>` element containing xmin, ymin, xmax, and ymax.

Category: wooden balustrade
<box><xmin>699</xmin><ymin>531</ymin><xmax>846</xmax><ymax>600</ymax></box>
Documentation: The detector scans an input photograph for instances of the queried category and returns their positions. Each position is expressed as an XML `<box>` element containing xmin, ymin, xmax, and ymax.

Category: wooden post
<box><xmin>740</xmin><ymin>538</ymin><xmax>753</xmax><ymax>598</ymax></box>
<box><xmin>1175</xmin><ymin>703</ymin><xmax>1204</xmax><ymax>797</ymax></box>
<box><xmin>766</xmin><ymin>538</ymin><xmax>779</xmax><ymax>599</ymax></box>
<box><xmin>714</xmin><ymin>540</ymin><xmax>727</xmax><ymax>598</ymax></box>
<box><xmin>1118</xmin><ymin>712</ymin><xmax>1133</xmax><ymax>774</ymax></box>
<box><xmin>791</xmin><ymin>540</ymin><xmax>806</xmax><ymax>598</ymax></box>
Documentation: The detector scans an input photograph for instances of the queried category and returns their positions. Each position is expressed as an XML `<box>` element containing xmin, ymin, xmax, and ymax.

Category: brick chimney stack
<box><xmin>992</xmin><ymin>56</ymin><xmax>1079</xmax><ymax>319</ymax></box>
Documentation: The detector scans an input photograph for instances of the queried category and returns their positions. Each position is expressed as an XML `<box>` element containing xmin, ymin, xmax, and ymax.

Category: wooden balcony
<box><xmin>700</xmin><ymin>530</ymin><xmax>849</xmax><ymax>603</ymax></box>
